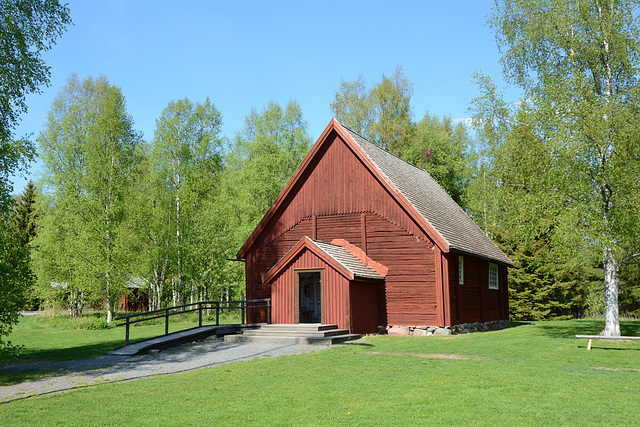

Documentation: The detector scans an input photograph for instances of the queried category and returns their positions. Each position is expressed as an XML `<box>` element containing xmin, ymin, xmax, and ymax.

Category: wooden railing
<box><xmin>115</xmin><ymin>299</ymin><xmax>271</xmax><ymax>345</ymax></box>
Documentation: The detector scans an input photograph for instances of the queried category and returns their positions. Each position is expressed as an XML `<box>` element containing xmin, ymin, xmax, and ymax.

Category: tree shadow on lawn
<box><xmin>534</xmin><ymin>320</ymin><xmax>640</xmax><ymax>339</ymax></box>
<box><xmin>14</xmin><ymin>339</ymin><xmax>125</xmax><ymax>364</ymax></box>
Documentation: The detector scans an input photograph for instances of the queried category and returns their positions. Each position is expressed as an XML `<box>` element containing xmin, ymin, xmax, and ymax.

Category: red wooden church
<box><xmin>237</xmin><ymin>120</ymin><xmax>512</xmax><ymax>334</ymax></box>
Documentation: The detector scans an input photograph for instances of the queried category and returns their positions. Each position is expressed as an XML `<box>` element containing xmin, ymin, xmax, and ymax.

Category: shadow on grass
<box><xmin>341</xmin><ymin>341</ymin><xmax>374</xmax><ymax>348</ymax></box>
<box><xmin>0</xmin><ymin>369</ymin><xmax>54</xmax><ymax>387</ymax></box>
<box><xmin>535</xmin><ymin>320</ymin><xmax>640</xmax><ymax>339</ymax></box>
<box><xmin>508</xmin><ymin>321</ymin><xmax>535</xmax><ymax>328</ymax></box>
<box><xmin>16</xmin><ymin>340</ymin><xmax>125</xmax><ymax>363</ymax></box>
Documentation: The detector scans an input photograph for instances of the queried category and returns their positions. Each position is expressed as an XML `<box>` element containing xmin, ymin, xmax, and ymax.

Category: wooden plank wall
<box><xmin>255</xmin><ymin>212</ymin><xmax>437</xmax><ymax>327</ymax></box>
<box><xmin>253</xmin><ymin>133</ymin><xmax>433</xmax><ymax>253</ymax></box>
<box><xmin>364</xmin><ymin>214</ymin><xmax>437</xmax><ymax>326</ymax></box>
<box><xmin>269</xmin><ymin>249</ymin><xmax>350</xmax><ymax>330</ymax></box>
<box><xmin>350</xmin><ymin>281</ymin><xmax>379</xmax><ymax>334</ymax></box>
<box><xmin>448</xmin><ymin>254</ymin><xmax>508</xmax><ymax>325</ymax></box>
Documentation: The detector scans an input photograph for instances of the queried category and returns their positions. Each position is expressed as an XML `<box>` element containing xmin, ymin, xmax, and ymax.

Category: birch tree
<box><xmin>331</xmin><ymin>66</ymin><xmax>414</xmax><ymax>152</ymax></box>
<box><xmin>489</xmin><ymin>0</ymin><xmax>640</xmax><ymax>335</ymax></box>
<box><xmin>151</xmin><ymin>98</ymin><xmax>223</xmax><ymax>307</ymax></box>
<box><xmin>1</xmin><ymin>0</ymin><xmax>70</xmax><ymax>361</ymax></box>
<box><xmin>36</xmin><ymin>74</ymin><xmax>141</xmax><ymax>322</ymax></box>
<box><xmin>219</xmin><ymin>100</ymin><xmax>311</xmax><ymax>298</ymax></box>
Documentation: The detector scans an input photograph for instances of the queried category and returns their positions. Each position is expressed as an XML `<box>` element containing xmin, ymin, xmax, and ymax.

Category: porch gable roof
<box><xmin>262</xmin><ymin>237</ymin><xmax>385</xmax><ymax>284</ymax></box>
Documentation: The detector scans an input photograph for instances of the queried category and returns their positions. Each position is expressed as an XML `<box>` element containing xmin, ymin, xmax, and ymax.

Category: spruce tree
<box><xmin>10</xmin><ymin>181</ymin><xmax>38</xmax><ymax>247</ymax></box>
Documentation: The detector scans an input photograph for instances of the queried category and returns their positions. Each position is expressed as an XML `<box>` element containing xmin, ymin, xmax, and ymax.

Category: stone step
<box><xmin>224</xmin><ymin>333</ymin><xmax>361</xmax><ymax>345</ymax></box>
<box><xmin>241</xmin><ymin>328</ymin><xmax>350</xmax><ymax>338</ymax></box>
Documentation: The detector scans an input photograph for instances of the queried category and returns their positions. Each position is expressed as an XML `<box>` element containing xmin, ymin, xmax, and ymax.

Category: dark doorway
<box><xmin>298</xmin><ymin>271</ymin><xmax>321</xmax><ymax>323</ymax></box>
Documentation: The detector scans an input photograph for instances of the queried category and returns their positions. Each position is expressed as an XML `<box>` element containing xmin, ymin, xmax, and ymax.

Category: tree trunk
<box><xmin>106</xmin><ymin>266</ymin><xmax>113</xmax><ymax>323</ymax></box>
<box><xmin>69</xmin><ymin>288</ymin><xmax>83</xmax><ymax>318</ymax></box>
<box><xmin>106</xmin><ymin>294</ymin><xmax>113</xmax><ymax>323</ymax></box>
<box><xmin>150</xmin><ymin>269</ymin><xmax>163</xmax><ymax>311</ymax></box>
<box><xmin>172</xmin><ymin>280</ymin><xmax>178</xmax><ymax>307</ymax></box>
<box><xmin>602</xmin><ymin>247</ymin><xmax>620</xmax><ymax>336</ymax></box>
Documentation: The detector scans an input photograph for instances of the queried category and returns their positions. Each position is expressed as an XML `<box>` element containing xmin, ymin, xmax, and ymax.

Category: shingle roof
<box><xmin>262</xmin><ymin>236</ymin><xmax>386</xmax><ymax>283</ymax></box>
<box><xmin>308</xmin><ymin>239</ymin><xmax>385</xmax><ymax>280</ymax></box>
<box><xmin>344</xmin><ymin>127</ymin><xmax>512</xmax><ymax>266</ymax></box>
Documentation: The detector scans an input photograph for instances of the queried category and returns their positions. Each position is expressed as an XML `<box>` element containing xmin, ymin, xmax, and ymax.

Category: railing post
<box><xmin>241</xmin><ymin>301</ymin><xmax>246</xmax><ymax>325</ymax></box>
<box><xmin>165</xmin><ymin>308</ymin><xmax>169</xmax><ymax>336</ymax></box>
<box><xmin>216</xmin><ymin>301</ymin><xmax>220</xmax><ymax>326</ymax></box>
<box><xmin>125</xmin><ymin>317</ymin><xmax>130</xmax><ymax>344</ymax></box>
<box><xmin>267</xmin><ymin>299</ymin><xmax>271</xmax><ymax>325</ymax></box>
<box><xmin>198</xmin><ymin>302</ymin><xmax>202</xmax><ymax>327</ymax></box>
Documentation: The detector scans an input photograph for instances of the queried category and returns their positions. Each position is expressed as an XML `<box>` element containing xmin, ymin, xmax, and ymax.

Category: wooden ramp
<box><xmin>110</xmin><ymin>324</ymin><xmax>262</xmax><ymax>356</ymax></box>
<box><xmin>224</xmin><ymin>324</ymin><xmax>361</xmax><ymax>345</ymax></box>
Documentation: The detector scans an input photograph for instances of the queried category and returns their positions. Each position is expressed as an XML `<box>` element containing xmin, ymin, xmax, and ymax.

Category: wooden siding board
<box><xmin>269</xmin><ymin>249</ymin><xmax>351</xmax><ymax>330</ymax></box>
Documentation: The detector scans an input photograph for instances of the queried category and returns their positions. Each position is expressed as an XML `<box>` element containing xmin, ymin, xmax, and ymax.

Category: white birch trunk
<box><xmin>597</xmin><ymin>3</ymin><xmax>620</xmax><ymax>337</ymax></box>
<box><xmin>602</xmin><ymin>247</ymin><xmax>620</xmax><ymax>336</ymax></box>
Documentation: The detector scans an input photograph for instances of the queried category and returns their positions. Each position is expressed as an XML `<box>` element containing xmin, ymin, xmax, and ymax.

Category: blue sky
<box><xmin>12</xmin><ymin>0</ymin><xmax>512</xmax><ymax>194</ymax></box>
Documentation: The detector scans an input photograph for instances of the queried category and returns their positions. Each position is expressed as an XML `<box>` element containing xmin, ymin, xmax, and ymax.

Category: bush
<box><xmin>39</xmin><ymin>311</ymin><xmax>116</xmax><ymax>330</ymax></box>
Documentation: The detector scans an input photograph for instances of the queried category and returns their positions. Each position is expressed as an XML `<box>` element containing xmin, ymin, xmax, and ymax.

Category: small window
<box><xmin>489</xmin><ymin>263</ymin><xmax>499</xmax><ymax>290</ymax></box>
<box><xmin>458</xmin><ymin>256</ymin><xmax>464</xmax><ymax>285</ymax></box>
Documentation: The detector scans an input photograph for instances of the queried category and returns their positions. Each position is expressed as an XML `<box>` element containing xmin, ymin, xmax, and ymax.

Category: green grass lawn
<box><xmin>6</xmin><ymin>313</ymin><xmax>205</xmax><ymax>363</ymax></box>
<box><xmin>7</xmin><ymin>310</ymin><xmax>243</xmax><ymax>362</ymax></box>
<box><xmin>2</xmin><ymin>319</ymin><xmax>640</xmax><ymax>425</ymax></box>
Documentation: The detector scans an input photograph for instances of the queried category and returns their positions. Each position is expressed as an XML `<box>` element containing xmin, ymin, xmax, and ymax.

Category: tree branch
<box><xmin>621</xmin><ymin>252</ymin><xmax>640</xmax><ymax>266</ymax></box>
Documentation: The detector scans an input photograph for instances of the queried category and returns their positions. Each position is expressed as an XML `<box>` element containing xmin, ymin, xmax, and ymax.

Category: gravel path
<box><xmin>1</xmin><ymin>338</ymin><xmax>325</xmax><ymax>403</ymax></box>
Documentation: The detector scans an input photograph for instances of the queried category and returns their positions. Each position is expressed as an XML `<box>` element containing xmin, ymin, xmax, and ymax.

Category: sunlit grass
<box><xmin>3</xmin><ymin>319</ymin><xmax>640</xmax><ymax>425</ymax></box>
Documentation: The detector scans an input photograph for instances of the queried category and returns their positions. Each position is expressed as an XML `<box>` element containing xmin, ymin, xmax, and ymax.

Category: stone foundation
<box><xmin>381</xmin><ymin>320</ymin><xmax>510</xmax><ymax>337</ymax></box>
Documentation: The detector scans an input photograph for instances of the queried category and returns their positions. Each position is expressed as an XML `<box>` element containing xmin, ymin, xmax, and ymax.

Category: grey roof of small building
<box><xmin>309</xmin><ymin>238</ymin><xmax>385</xmax><ymax>280</ymax></box>
<box><xmin>344</xmin><ymin>127</ymin><xmax>512</xmax><ymax>266</ymax></box>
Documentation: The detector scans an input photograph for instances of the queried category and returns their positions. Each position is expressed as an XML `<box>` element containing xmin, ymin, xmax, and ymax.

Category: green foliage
<box><xmin>331</xmin><ymin>66</ymin><xmax>414</xmax><ymax>152</ymax></box>
<box><xmin>501</xmin><ymin>232</ymin><xmax>597</xmax><ymax>320</ymax></box>
<box><xmin>10</xmin><ymin>181</ymin><xmax>38</xmax><ymax>246</ymax></box>
<box><xmin>489</xmin><ymin>0</ymin><xmax>640</xmax><ymax>335</ymax></box>
<box><xmin>9</xmin><ymin>181</ymin><xmax>39</xmax><ymax>310</ymax></box>
<box><xmin>0</xmin><ymin>213</ymin><xmax>30</xmax><ymax>365</ymax></box>
<box><xmin>0</xmin><ymin>0</ymin><xmax>71</xmax><ymax>203</ymax></box>
<box><xmin>0</xmin><ymin>0</ymin><xmax>70</xmax><ymax>365</ymax></box>
<box><xmin>34</xmin><ymin>74</ymin><xmax>142</xmax><ymax>322</ymax></box>
<box><xmin>471</xmin><ymin>1</ymin><xmax>640</xmax><ymax>329</ymax></box>
<box><xmin>142</xmin><ymin>97</ymin><xmax>224</xmax><ymax>308</ymax></box>
<box><xmin>396</xmin><ymin>113</ymin><xmax>474</xmax><ymax>208</ymax></box>
<box><xmin>619</xmin><ymin>263</ymin><xmax>640</xmax><ymax>317</ymax></box>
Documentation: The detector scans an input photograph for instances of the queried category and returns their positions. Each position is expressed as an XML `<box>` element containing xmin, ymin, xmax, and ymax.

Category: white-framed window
<box><xmin>458</xmin><ymin>255</ymin><xmax>464</xmax><ymax>285</ymax></box>
<box><xmin>488</xmin><ymin>263</ymin><xmax>499</xmax><ymax>290</ymax></box>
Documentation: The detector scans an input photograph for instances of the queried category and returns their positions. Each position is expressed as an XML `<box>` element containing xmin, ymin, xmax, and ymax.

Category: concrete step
<box><xmin>224</xmin><ymin>333</ymin><xmax>361</xmax><ymax>345</ymax></box>
<box><xmin>259</xmin><ymin>323</ymin><xmax>339</xmax><ymax>332</ymax></box>
<box><xmin>241</xmin><ymin>328</ymin><xmax>350</xmax><ymax>338</ymax></box>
